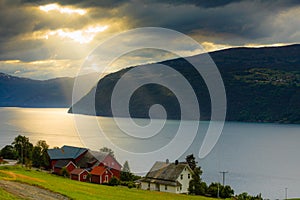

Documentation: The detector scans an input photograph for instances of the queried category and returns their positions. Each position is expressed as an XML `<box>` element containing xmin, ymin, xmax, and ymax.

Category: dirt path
<box><xmin>0</xmin><ymin>180</ymin><xmax>70</xmax><ymax>200</ymax></box>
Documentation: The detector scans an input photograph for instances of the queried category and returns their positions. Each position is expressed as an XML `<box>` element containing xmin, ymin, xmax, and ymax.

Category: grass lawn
<box><xmin>0</xmin><ymin>165</ymin><xmax>218</xmax><ymax>200</ymax></box>
<box><xmin>0</xmin><ymin>187</ymin><xmax>23</xmax><ymax>200</ymax></box>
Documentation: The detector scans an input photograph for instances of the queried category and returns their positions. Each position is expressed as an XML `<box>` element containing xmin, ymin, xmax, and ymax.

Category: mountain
<box><xmin>0</xmin><ymin>73</ymin><xmax>74</xmax><ymax>107</ymax></box>
<box><xmin>70</xmin><ymin>44</ymin><xmax>299</xmax><ymax>124</ymax></box>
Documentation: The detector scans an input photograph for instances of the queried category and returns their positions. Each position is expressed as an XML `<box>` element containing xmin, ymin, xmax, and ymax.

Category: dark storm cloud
<box><xmin>20</xmin><ymin>0</ymin><xmax>128</xmax><ymax>8</ymax></box>
<box><xmin>0</xmin><ymin>0</ymin><xmax>299</xmax><ymax>63</ymax></box>
<box><xmin>114</xmin><ymin>0</ymin><xmax>300</xmax><ymax>43</ymax></box>
<box><xmin>20</xmin><ymin>0</ymin><xmax>300</xmax><ymax>9</ymax></box>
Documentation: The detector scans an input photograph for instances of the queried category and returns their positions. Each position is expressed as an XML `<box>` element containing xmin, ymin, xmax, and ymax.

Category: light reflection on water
<box><xmin>0</xmin><ymin>107</ymin><xmax>83</xmax><ymax>148</ymax></box>
<box><xmin>0</xmin><ymin>107</ymin><xmax>300</xmax><ymax>199</ymax></box>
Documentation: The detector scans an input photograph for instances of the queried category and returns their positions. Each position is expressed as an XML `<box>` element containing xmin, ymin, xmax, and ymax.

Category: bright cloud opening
<box><xmin>39</xmin><ymin>3</ymin><xmax>87</xmax><ymax>15</ymax></box>
<box><xmin>45</xmin><ymin>25</ymin><xmax>109</xmax><ymax>44</ymax></box>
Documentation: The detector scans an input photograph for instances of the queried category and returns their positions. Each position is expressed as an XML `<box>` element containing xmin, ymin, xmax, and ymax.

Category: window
<box><xmin>165</xmin><ymin>185</ymin><xmax>168</xmax><ymax>190</ymax></box>
<box><xmin>83</xmin><ymin>175</ymin><xmax>87</xmax><ymax>179</ymax></box>
<box><xmin>184</xmin><ymin>167</ymin><xmax>186</xmax><ymax>171</ymax></box>
<box><xmin>105</xmin><ymin>175</ymin><xmax>109</xmax><ymax>182</ymax></box>
<box><xmin>180</xmin><ymin>174</ymin><xmax>183</xmax><ymax>180</ymax></box>
<box><xmin>188</xmin><ymin>174</ymin><xmax>190</xmax><ymax>179</ymax></box>
<box><xmin>180</xmin><ymin>186</ymin><xmax>182</xmax><ymax>190</ymax></box>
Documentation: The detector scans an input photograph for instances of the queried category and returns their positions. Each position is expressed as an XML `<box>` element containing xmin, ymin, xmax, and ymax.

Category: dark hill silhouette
<box><xmin>69</xmin><ymin>44</ymin><xmax>300</xmax><ymax>124</ymax></box>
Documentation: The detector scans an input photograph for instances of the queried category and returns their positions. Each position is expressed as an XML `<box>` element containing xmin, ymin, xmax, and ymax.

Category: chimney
<box><xmin>166</xmin><ymin>159</ymin><xmax>169</xmax><ymax>164</ymax></box>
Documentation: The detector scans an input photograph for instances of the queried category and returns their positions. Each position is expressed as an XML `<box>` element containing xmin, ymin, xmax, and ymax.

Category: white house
<box><xmin>139</xmin><ymin>160</ymin><xmax>194</xmax><ymax>194</ymax></box>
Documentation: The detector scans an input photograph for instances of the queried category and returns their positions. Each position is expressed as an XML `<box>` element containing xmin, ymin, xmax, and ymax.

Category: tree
<box><xmin>236</xmin><ymin>192</ymin><xmax>263</xmax><ymax>200</ymax></box>
<box><xmin>188</xmin><ymin>166</ymin><xmax>206</xmax><ymax>195</ymax></box>
<box><xmin>108</xmin><ymin>177</ymin><xmax>120</xmax><ymax>186</ymax></box>
<box><xmin>12</xmin><ymin>135</ymin><xmax>33</xmax><ymax>165</ymax></box>
<box><xmin>120</xmin><ymin>161</ymin><xmax>140</xmax><ymax>182</ymax></box>
<box><xmin>207</xmin><ymin>182</ymin><xmax>220</xmax><ymax>197</ymax></box>
<box><xmin>207</xmin><ymin>182</ymin><xmax>234</xmax><ymax>198</ymax></box>
<box><xmin>0</xmin><ymin>145</ymin><xmax>18</xmax><ymax>159</ymax></box>
<box><xmin>186</xmin><ymin>154</ymin><xmax>197</xmax><ymax>170</ymax></box>
<box><xmin>221</xmin><ymin>185</ymin><xmax>234</xmax><ymax>198</ymax></box>
<box><xmin>32</xmin><ymin>140</ymin><xmax>49</xmax><ymax>168</ymax></box>
<box><xmin>32</xmin><ymin>145</ymin><xmax>42</xmax><ymax>167</ymax></box>
<box><xmin>122</xmin><ymin>161</ymin><xmax>130</xmax><ymax>173</ymax></box>
<box><xmin>187</xmin><ymin>154</ymin><xmax>206</xmax><ymax>195</ymax></box>
<box><xmin>100</xmin><ymin>147</ymin><xmax>115</xmax><ymax>158</ymax></box>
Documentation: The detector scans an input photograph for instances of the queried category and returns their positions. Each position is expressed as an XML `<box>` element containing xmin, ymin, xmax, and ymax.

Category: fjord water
<box><xmin>0</xmin><ymin>107</ymin><xmax>300</xmax><ymax>199</ymax></box>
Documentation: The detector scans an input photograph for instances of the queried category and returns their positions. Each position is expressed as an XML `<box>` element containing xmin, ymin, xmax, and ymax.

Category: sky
<box><xmin>0</xmin><ymin>0</ymin><xmax>299</xmax><ymax>80</ymax></box>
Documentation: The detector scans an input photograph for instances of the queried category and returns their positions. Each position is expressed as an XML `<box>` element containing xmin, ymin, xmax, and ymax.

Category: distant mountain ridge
<box><xmin>69</xmin><ymin>44</ymin><xmax>300</xmax><ymax>124</ymax></box>
<box><xmin>0</xmin><ymin>73</ymin><xmax>74</xmax><ymax>107</ymax></box>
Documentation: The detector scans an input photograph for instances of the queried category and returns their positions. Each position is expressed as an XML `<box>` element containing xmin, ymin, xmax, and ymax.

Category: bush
<box><xmin>120</xmin><ymin>181</ymin><xmax>136</xmax><ymax>189</ymax></box>
<box><xmin>127</xmin><ymin>182</ymin><xmax>135</xmax><ymax>189</ymax></box>
<box><xmin>0</xmin><ymin>145</ymin><xmax>18</xmax><ymax>159</ymax></box>
<box><xmin>207</xmin><ymin>182</ymin><xmax>234</xmax><ymax>198</ymax></box>
<box><xmin>120</xmin><ymin>171</ymin><xmax>140</xmax><ymax>182</ymax></box>
<box><xmin>236</xmin><ymin>192</ymin><xmax>263</xmax><ymax>200</ymax></box>
<box><xmin>61</xmin><ymin>167</ymin><xmax>69</xmax><ymax>178</ymax></box>
<box><xmin>108</xmin><ymin>177</ymin><xmax>120</xmax><ymax>186</ymax></box>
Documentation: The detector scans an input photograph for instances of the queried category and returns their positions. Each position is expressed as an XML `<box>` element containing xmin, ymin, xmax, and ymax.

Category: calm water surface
<box><xmin>0</xmin><ymin>107</ymin><xmax>299</xmax><ymax>199</ymax></box>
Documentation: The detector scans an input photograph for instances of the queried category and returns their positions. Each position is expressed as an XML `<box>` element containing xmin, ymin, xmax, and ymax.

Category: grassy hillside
<box><xmin>0</xmin><ymin>166</ymin><xmax>217</xmax><ymax>200</ymax></box>
<box><xmin>0</xmin><ymin>187</ymin><xmax>21</xmax><ymax>200</ymax></box>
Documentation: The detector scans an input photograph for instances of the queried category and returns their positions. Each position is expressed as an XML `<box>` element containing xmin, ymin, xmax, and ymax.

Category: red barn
<box><xmin>53</xmin><ymin>160</ymin><xmax>76</xmax><ymax>175</ymax></box>
<box><xmin>91</xmin><ymin>152</ymin><xmax>122</xmax><ymax>179</ymax></box>
<box><xmin>90</xmin><ymin>166</ymin><xmax>113</xmax><ymax>184</ymax></box>
<box><xmin>48</xmin><ymin>146</ymin><xmax>122</xmax><ymax>179</ymax></box>
<box><xmin>70</xmin><ymin>168</ymin><xmax>89</xmax><ymax>182</ymax></box>
<box><xmin>47</xmin><ymin>145</ymin><xmax>88</xmax><ymax>171</ymax></box>
<box><xmin>75</xmin><ymin>150</ymin><xmax>122</xmax><ymax>179</ymax></box>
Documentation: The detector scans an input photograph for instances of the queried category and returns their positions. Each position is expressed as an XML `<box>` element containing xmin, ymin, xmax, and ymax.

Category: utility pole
<box><xmin>219</xmin><ymin>171</ymin><xmax>228</xmax><ymax>186</ymax></box>
<box><xmin>285</xmin><ymin>188</ymin><xmax>288</xmax><ymax>200</ymax></box>
<box><xmin>217</xmin><ymin>183</ymin><xmax>220</xmax><ymax>198</ymax></box>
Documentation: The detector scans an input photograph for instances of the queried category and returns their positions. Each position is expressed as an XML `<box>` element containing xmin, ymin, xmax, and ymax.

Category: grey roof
<box><xmin>145</xmin><ymin>161</ymin><xmax>191</xmax><ymax>182</ymax></box>
<box><xmin>91</xmin><ymin>151</ymin><xmax>109</xmax><ymax>166</ymax></box>
<box><xmin>75</xmin><ymin>150</ymin><xmax>121</xmax><ymax>169</ymax></box>
<box><xmin>75</xmin><ymin>150</ymin><xmax>99</xmax><ymax>168</ymax></box>
<box><xmin>54</xmin><ymin>160</ymin><xmax>74</xmax><ymax>169</ymax></box>
<box><xmin>70</xmin><ymin>168</ymin><xmax>87</xmax><ymax>175</ymax></box>
<box><xmin>47</xmin><ymin>145</ymin><xmax>88</xmax><ymax>160</ymax></box>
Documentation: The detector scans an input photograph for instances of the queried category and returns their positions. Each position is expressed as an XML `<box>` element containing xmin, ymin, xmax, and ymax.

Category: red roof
<box><xmin>70</xmin><ymin>168</ymin><xmax>87</xmax><ymax>175</ymax></box>
<box><xmin>91</xmin><ymin>166</ymin><xmax>110</xmax><ymax>176</ymax></box>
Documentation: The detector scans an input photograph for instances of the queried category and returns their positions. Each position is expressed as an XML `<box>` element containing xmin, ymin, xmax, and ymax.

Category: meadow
<box><xmin>0</xmin><ymin>166</ymin><xmax>218</xmax><ymax>200</ymax></box>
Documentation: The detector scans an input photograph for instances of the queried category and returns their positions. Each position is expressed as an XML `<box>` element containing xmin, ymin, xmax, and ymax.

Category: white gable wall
<box><xmin>139</xmin><ymin>164</ymin><xmax>193</xmax><ymax>194</ymax></box>
<box><xmin>159</xmin><ymin>184</ymin><xmax>177</xmax><ymax>193</ymax></box>
<box><xmin>176</xmin><ymin>166</ymin><xmax>193</xmax><ymax>193</ymax></box>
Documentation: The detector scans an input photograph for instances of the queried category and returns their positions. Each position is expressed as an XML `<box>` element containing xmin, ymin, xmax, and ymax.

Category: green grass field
<box><xmin>0</xmin><ymin>166</ymin><xmax>218</xmax><ymax>200</ymax></box>
<box><xmin>0</xmin><ymin>187</ymin><xmax>23</xmax><ymax>200</ymax></box>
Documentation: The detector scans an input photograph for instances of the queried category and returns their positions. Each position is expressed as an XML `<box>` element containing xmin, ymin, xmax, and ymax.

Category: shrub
<box><xmin>61</xmin><ymin>167</ymin><xmax>69</xmax><ymax>178</ymax></box>
<box><xmin>108</xmin><ymin>177</ymin><xmax>120</xmax><ymax>186</ymax></box>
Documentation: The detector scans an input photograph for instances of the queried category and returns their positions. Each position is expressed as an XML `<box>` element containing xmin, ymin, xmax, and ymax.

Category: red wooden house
<box><xmin>90</xmin><ymin>151</ymin><xmax>122</xmax><ymax>179</ymax></box>
<box><xmin>53</xmin><ymin>160</ymin><xmax>76</xmax><ymax>175</ymax></box>
<box><xmin>48</xmin><ymin>146</ymin><xmax>122</xmax><ymax>180</ymax></box>
<box><xmin>47</xmin><ymin>145</ymin><xmax>88</xmax><ymax>171</ymax></box>
<box><xmin>70</xmin><ymin>168</ymin><xmax>89</xmax><ymax>182</ymax></box>
<box><xmin>76</xmin><ymin>150</ymin><xmax>122</xmax><ymax>179</ymax></box>
<box><xmin>90</xmin><ymin>166</ymin><xmax>113</xmax><ymax>184</ymax></box>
